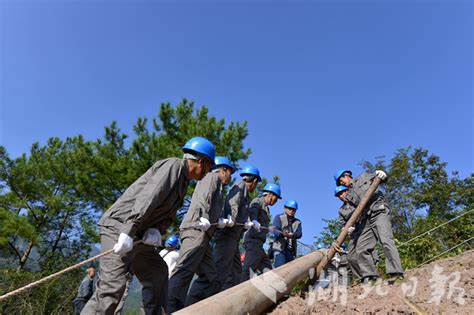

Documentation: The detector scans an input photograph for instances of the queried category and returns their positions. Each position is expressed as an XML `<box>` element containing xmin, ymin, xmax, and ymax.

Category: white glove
<box><xmin>244</xmin><ymin>220</ymin><xmax>254</xmax><ymax>229</ymax></box>
<box><xmin>348</xmin><ymin>226</ymin><xmax>355</xmax><ymax>235</ymax></box>
<box><xmin>114</xmin><ymin>233</ymin><xmax>134</xmax><ymax>255</ymax></box>
<box><xmin>226</xmin><ymin>215</ymin><xmax>235</xmax><ymax>227</ymax></box>
<box><xmin>142</xmin><ymin>228</ymin><xmax>162</xmax><ymax>246</ymax></box>
<box><xmin>217</xmin><ymin>218</ymin><xmax>228</xmax><ymax>229</ymax></box>
<box><xmin>252</xmin><ymin>220</ymin><xmax>261</xmax><ymax>232</ymax></box>
<box><xmin>375</xmin><ymin>170</ymin><xmax>387</xmax><ymax>181</ymax></box>
<box><xmin>198</xmin><ymin>217</ymin><xmax>211</xmax><ymax>231</ymax></box>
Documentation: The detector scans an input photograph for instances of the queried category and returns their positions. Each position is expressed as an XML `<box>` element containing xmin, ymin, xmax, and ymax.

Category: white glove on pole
<box><xmin>375</xmin><ymin>170</ymin><xmax>387</xmax><ymax>181</ymax></box>
<box><xmin>252</xmin><ymin>220</ymin><xmax>261</xmax><ymax>232</ymax></box>
<box><xmin>226</xmin><ymin>215</ymin><xmax>235</xmax><ymax>227</ymax></box>
<box><xmin>244</xmin><ymin>219</ymin><xmax>254</xmax><ymax>230</ymax></box>
<box><xmin>143</xmin><ymin>228</ymin><xmax>162</xmax><ymax>246</ymax></box>
<box><xmin>348</xmin><ymin>226</ymin><xmax>355</xmax><ymax>235</ymax></box>
<box><xmin>114</xmin><ymin>233</ymin><xmax>134</xmax><ymax>255</ymax></box>
<box><xmin>198</xmin><ymin>217</ymin><xmax>211</xmax><ymax>231</ymax></box>
<box><xmin>217</xmin><ymin>218</ymin><xmax>228</xmax><ymax>229</ymax></box>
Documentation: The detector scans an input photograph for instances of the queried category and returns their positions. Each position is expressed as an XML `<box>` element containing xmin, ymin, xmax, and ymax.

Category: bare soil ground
<box><xmin>269</xmin><ymin>249</ymin><xmax>474</xmax><ymax>314</ymax></box>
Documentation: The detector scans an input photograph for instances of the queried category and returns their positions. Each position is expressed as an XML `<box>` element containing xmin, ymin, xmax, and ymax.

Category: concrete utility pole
<box><xmin>175</xmin><ymin>250</ymin><xmax>326</xmax><ymax>315</ymax></box>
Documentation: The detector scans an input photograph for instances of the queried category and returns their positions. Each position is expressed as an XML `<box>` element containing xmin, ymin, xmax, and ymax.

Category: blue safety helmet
<box><xmin>182</xmin><ymin>137</ymin><xmax>216</xmax><ymax>163</ymax></box>
<box><xmin>263</xmin><ymin>183</ymin><xmax>282</xmax><ymax>199</ymax></box>
<box><xmin>334</xmin><ymin>169</ymin><xmax>352</xmax><ymax>184</ymax></box>
<box><xmin>284</xmin><ymin>199</ymin><xmax>298</xmax><ymax>210</ymax></box>
<box><xmin>239</xmin><ymin>165</ymin><xmax>261</xmax><ymax>182</ymax></box>
<box><xmin>165</xmin><ymin>235</ymin><xmax>179</xmax><ymax>247</ymax></box>
<box><xmin>214</xmin><ymin>156</ymin><xmax>236</xmax><ymax>174</ymax></box>
<box><xmin>334</xmin><ymin>185</ymin><xmax>349</xmax><ymax>197</ymax></box>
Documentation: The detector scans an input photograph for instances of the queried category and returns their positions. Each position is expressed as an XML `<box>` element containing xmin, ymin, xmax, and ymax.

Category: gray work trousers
<box><xmin>371</xmin><ymin>209</ymin><xmax>404</xmax><ymax>275</ymax></box>
<box><xmin>221</xmin><ymin>247</ymin><xmax>242</xmax><ymax>290</ymax></box>
<box><xmin>81</xmin><ymin>229</ymin><xmax>168</xmax><ymax>315</ymax></box>
<box><xmin>241</xmin><ymin>240</ymin><xmax>272</xmax><ymax>282</ymax></box>
<box><xmin>338</xmin><ymin>254</ymin><xmax>351</xmax><ymax>286</ymax></box>
<box><xmin>167</xmin><ymin>230</ymin><xmax>216</xmax><ymax>313</ymax></box>
<box><xmin>347</xmin><ymin>216</ymin><xmax>377</xmax><ymax>280</ymax></box>
<box><xmin>348</xmin><ymin>209</ymin><xmax>403</xmax><ymax>280</ymax></box>
<box><xmin>212</xmin><ymin>230</ymin><xmax>241</xmax><ymax>292</ymax></box>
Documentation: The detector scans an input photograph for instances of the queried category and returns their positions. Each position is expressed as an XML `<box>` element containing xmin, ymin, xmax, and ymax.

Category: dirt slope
<box><xmin>270</xmin><ymin>249</ymin><xmax>474</xmax><ymax>314</ymax></box>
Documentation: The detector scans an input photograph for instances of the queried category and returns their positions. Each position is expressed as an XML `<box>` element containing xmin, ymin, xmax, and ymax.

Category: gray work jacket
<box><xmin>272</xmin><ymin>213</ymin><xmax>302</xmax><ymax>254</ymax></box>
<box><xmin>338</xmin><ymin>202</ymin><xmax>366</xmax><ymax>237</ymax></box>
<box><xmin>338</xmin><ymin>202</ymin><xmax>355</xmax><ymax>226</ymax></box>
<box><xmin>220</xmin><ymin>181</ymin><xmax>250</xmax><ymax>237</ymax></box>
<box><xmin>244</xmin><ymin>197</ymin><xmax>270</xmax><ymax>244</ymax></box>
<box><xmin>74</xmin><ymin>276</ymin><xmax>94</xmax><ymax>301</ymax></box>
<box><xmin>345</xmin><ymin>172</ymin><xmax>387</xmax><ymax>215</ymax></box>
<box><xmin>99</xmin><ymin>158</ymin><xmax>189</xmax><ymax>237</ymax></box>
<box><xmin>180</xmin><ymin>172</ymin><xmax>224</xmax><ymax>236</ymax></box>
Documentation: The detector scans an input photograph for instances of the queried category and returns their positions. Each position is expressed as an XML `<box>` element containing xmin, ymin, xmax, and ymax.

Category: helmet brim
<box><xmin>240</xmin><ymin>173</ymin><xmax>262</xmax><ymax>182</ymax></box>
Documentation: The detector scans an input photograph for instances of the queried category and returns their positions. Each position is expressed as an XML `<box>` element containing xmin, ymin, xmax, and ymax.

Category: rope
<box><xmin>399</xmin><ymin>294</ymin><xmax>427</xmax><ymax>315</ymax></box>
<box><xmin>412</xmin><ymin>236</ymin><xmax>474</xmax><ymax>270</ymax></box>
<box><xmin>297</xmin><ymin>240</ymin><xmax>316</xmax><ymax>251</ymax></box>
<box><xmin>331</xmin><ymin>241</ymin><xmax>344</xmax><ymax>253</ymax></box>
<box><xmin>181</xmin><ymin>221</ymin><xmax>313</xmax><ymax>251</ymax></box>
<box><xmin>398</xmin><ymin>209</ymin><xmax>473</xmax><ymax>247</ymax></box>
<box><xmin>0</xmin><ymin>240</ymin><xmax>143</xmax><ymax>302</ymax></box>
<box><xmin>179</xmin><ymin>221</ymin><xmax>286</xmax><ymax>234</ymax></box>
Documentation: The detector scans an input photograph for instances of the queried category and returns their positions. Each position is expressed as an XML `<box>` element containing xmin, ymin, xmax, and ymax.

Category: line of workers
<box><xmin>78</xmin><ymin>136</ymin><xmax>402</xmax><ymax>314</ymax></box>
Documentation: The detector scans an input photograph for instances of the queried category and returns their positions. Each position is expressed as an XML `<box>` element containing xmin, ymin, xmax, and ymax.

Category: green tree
<box><xmin>395</xmin><ymin>207</ymin><xmax>473</xmax><ymax>269</ymax></box>
<box><xmin>0</xmin><ymin>138</ymin><xmax>98</xmax><ymax>271</ymax></box>
<box><xmin>0</xmin><ymin>138</ymin><xmax>100</xmax><ymax>314</ymax></box>
<box><xmin>313</xmin><ymin>218</ymin><xmax>343</xmax><ymax>248</ymax></box>
<box><xmin>361</xmin><ymin>147</ymin><xmax>473</xmax><ymax>239</ymax></box>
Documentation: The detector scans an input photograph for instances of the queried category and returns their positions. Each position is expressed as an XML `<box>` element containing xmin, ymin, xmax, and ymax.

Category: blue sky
<box><xmin>1</xmin><ymin>0</ymin><xmax>472</xmax><ymax>246</ymax></box>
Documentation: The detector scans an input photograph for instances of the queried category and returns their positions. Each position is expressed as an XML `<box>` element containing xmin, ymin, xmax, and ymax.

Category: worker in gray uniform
<box><xmin>220</xmin><ymin>247</ymin><xmax>245</xmax><ymax>291</ymax></box>
<box><xmin>336</xmin><ymin>244</ymin><xmax>351</xmax><ymax>286</ymax></box>
<box><xmin>335</xmin><ymin>185</ymin><xmax>368</xmax><ymax>283</ymax></box>
<box><xmin>167</xmin><ymin>156</ymin><xmax>234</xmax><ymax>312</ymax></box>
<box><xmin>81</xmin><ymin>136</ymin><xmax>215</xmax><ymax>315</ymax></box>
<box><xmin>212</xmin><ymin>165</ymin><xmax>261</xmax><ymax>292</ymax></box>
<box><xmin>241</xmin><ymin>183</ymin><xmax>281</xmax><ymax>282</ymax></box>
<box><xmin>272</xmin><ymin>199</ymin><xmax>302</xmax><ymax>268</ymax></box>
<box><xmin>73</xmin><ymin>267</ymin><xmax>96</xmax><ymax>314</ymax></box>
<box><xmin>335</xmin><ymin>169</ymin><xmax>404</xmax><ymax>285</ymax></box>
